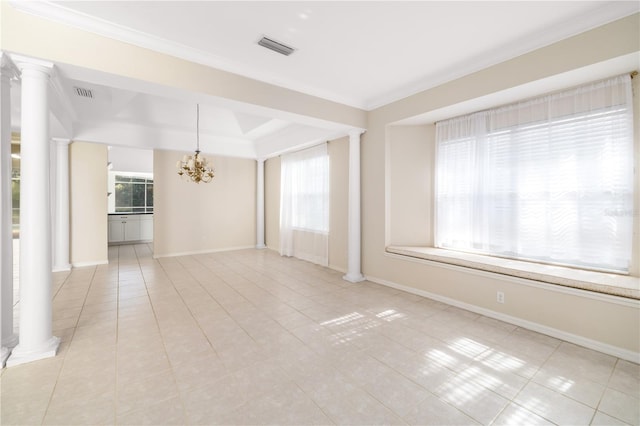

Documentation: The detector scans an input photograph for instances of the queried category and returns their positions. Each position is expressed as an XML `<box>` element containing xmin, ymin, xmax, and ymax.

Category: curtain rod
<box><xmin>631</xmin><ymin>70</ymin><xmax>638</xmax><ymax>78</ymax></box>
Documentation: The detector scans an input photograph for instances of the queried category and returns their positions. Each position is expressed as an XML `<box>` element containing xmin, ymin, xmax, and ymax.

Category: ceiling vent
<box><xmin>258</xmin><ymin>36</ymin><xmax>295</xmax><ymax>56</ymax></box>
<box><xmin>74</xmin><ymin>86</ymin><xmax>93</xmax><ymax>98</ymax></box>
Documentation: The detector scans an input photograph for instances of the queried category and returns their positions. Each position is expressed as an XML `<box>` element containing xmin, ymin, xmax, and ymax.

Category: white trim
<box><xmin>384</xmin><ymin>251</ymin><xmax>640</xmax><ymax>308</ymax></box>
<box><xmin>9</xmin><ymin>54</ymin><xmax>54</xmax><ymax>71</ymax></box>
<box><xmin>153</xmin><ymin>245</ymin><xmax>255</xmax><ymax>259</ymax></box>
<box><xmin>71</xmin><ymin>260</ymin><xmax>108</xmax><ymax>268</ymax></box>
<box><xmin>365</xmin><ymin>273</ymin><xmax>640</xmax><ymax>363</ymax></box>
<box><xmin>5</xmin><ymin>336</ymin><xmax>60</xmax><ymax>368</ymax></box>
<box><xmin>52</xmin><ymin>264</ymin><xmax>71</xmax><ymax>273</ymax></box>
<box><xmin>344</xmin><ymin>130</ymin><xmax>365</xmax><ymax>283</ymax></box>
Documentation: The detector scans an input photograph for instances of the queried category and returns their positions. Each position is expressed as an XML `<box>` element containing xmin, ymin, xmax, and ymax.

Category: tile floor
<box><xmin>1</xmin><ymin>243</ymin><xmax>639</xmax><ymax>425</ymax></box>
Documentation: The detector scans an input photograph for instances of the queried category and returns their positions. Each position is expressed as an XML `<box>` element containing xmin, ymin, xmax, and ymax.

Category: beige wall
<box><xmin>365</xmin><ymin>14</ymin><xmax>640</xmax><ymax>354</ymax></box>
<box><xmin>264</xmin><ymin>137</ymin><xmax>350</xmax><ymax>271</ymax></box>
<box><xmin>387</xmin><ymin>125</ymin><xmax>433</xmax><ymax>247</ymax></box>
<box><xmin>69</xmin><ymin>141</ymin><xmax>108</xmax><ymax>266</ymax></box>
<box><xmin>153</xmin><ymin>150</ymin><xmax>256</xmax><ymax>257</ymax></box>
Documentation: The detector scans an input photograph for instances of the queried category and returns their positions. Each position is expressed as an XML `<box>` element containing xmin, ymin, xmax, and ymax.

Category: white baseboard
<box><xmin>365</xmin><ymin>274</ymin><xmax>640</xmax><ymax>364</ymax></box>
<box><xmin>71</xmin><ymin>260</ymin><xmax>108</xmax><ymax>268</ymax></box>
<box><xmin>153</xmin><ymin>245</ymin><xmax>256</xmax><ymax>259</ymax></box>
<box><xmin>52</xmin><ymin>264</ymin><xmax>71</xmax><ymax>273</ymax></box>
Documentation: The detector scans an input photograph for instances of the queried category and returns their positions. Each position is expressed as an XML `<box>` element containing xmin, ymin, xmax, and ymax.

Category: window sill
<box><xmin>386</xmin><ymin>246</ymin><xmax>640</xmax><ymax>300</ymax></box>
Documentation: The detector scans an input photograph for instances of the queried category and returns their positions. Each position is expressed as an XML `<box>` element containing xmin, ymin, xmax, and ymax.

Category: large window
<box><xmin>114</xmin><ymin>175</ymin><xmax>154</xmax><ymax>213</ymax></box>
<box><xmin>435</xmin><ymin>74</ymin><xmax>634</xmax><ymax>273</ymax></box>
<box><xmin>280</xmin><ymin>143</ymin><xmax>329</xmax><ymax>265</ymax></box>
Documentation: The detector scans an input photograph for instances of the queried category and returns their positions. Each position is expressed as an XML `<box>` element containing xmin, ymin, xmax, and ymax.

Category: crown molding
<box><xmin>365</xmin><ymin>3</ymin><xmax>640</xmax><ymax>110</ymax></box>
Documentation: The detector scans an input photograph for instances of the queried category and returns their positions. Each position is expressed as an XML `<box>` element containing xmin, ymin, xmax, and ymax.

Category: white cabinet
<box><xmin>124</xmin><ymin>218</ymin><xmax>141</xmax><ymax>241</ymax></box>
<box><xmin>108</xmin><ymin>217</ymin><xmax>126</xmax><ymax>242</ymax></box>
<box><xmin>108</xmin><ymin>214</ymin><xmax>153</xmax><ymax>244</ymax></box>
<box><xmin>140</xmin><ymin>215</ymin><xmax>153</xmax><ymax>241</ymax></box>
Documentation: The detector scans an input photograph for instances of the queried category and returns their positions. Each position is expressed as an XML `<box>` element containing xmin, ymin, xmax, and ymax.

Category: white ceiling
<box><xmin>7</xmin><ymin>0</ymin><xmax>640</xmax><ymax>159</ymax></box>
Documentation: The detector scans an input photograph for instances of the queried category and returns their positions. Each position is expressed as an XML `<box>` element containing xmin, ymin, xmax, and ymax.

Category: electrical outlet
<box><xmin>497</xmin><ymin>291</ymin><xmax>505</xmax><ymax>304</ymax></box>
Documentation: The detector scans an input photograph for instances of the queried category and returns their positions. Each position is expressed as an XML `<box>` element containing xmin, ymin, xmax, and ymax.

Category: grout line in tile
<box><xmin>132</xmin><ymin>243</ymin><xmax>191</xmax><ymax>425</ymax></box>
<box><xmin>42</xmin><ymin>263</ymin><xmax>99</xmax><ymax>425</ymax></box>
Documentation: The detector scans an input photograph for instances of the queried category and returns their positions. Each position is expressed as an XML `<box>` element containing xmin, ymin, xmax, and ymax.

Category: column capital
<box><xmin>11</xmin><ymin>54</ymin><xmax>54</xmax><ymax>75</ymax></box>
<box><xmin>256</xmin><ymin>157</ymin><xmax>266</xmax><ymax>164</ymax></box>
<box><xmin>348</xmin><ymin>129</ymin><xmax>366</xmax><ymax>139</ymax></box>
<box><xmin>52</xmin><ymin>138</ymin><xmax>71</xmax><ymax>146</ymax></box>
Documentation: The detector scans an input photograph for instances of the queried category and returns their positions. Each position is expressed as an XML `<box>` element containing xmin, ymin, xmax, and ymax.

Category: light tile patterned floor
<box><xmin>1</xmin><ymin>243</ymin><xmax>639</xmax><ymax>425</ymax></box>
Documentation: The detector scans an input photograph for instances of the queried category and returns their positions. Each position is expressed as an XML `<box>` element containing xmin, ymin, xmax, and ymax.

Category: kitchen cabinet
<box><xmin>140</xmin><ymin>215</ymin><xmax>153</xmax><ymax>241</ymax></box>
<box><xmin>108</xmin><ymin>214</ymin><xmax>153</xmax><ymax>243</ymax></box>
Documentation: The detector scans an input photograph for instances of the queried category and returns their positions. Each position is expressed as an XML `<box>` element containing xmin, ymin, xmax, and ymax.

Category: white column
<box><xmin>344</xmin><ymin>130</ymin><xmax>365</xmax><ymax>283</ymax></box>
<box><xmin>7</xmin><ymin>57</ymin><xmax>60</xmax><ymax>367</ymax></box>
<box><xmin>0</xmin><ymin>54</ymin><xmax>19</xmax><ymax>367</ymax></box>
<box><xmin>256</xmin><ymin>158</ymin><xmax>266</xmax><ymax>249</ymax></box>
<box><xmin>52</xmin><ymin>138</ymin><xmax>70</xmax><ymax>272</ymax></box>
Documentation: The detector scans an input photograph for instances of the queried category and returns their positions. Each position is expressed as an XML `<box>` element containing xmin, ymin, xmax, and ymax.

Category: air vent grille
<box><xmin>74</xmin><ymin>86</ymin><xmax>93</xmax><ymax>98</ymax></box>
<box><xmin>258</xmin><ymin>36</ymin><xmax>295</xmax><ymax>56</ymax></box>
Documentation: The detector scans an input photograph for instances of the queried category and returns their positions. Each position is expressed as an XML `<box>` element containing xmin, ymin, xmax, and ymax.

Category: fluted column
<box><xmin>343</xmin><ymin>130</ymin><xmax>365</xmax><ymax>283</ymax></box>
<box><xmin>0</xmin><ymin>53</ymin><xmax>19</xmax><ymax>367</ymax></box>
<box><xmin>7</xmin><ymin>57</ymin><xmax>59</xmax><ymax>367</ymax></box>
<box><xmin>52</xmin><ymin>138</ymin><xmax>70</xmax><ymax>272</ymax></box>
<box><xmin>256</xmin><ymin>158</ymin><xmax>266</xmax><ymax>249</ymax></box>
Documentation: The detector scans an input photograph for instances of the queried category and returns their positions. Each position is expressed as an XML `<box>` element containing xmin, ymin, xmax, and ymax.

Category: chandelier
<box><xmin>176</xmin><ymin>104</ymin><xmax>215</xmax><ymax>183</ymax></box>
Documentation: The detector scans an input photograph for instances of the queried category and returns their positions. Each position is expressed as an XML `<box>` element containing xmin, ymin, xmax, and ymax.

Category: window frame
<box><xmin>110</xmin><ymin>172</ymin><xmax>154</xmax><ymax>214</ymax></box>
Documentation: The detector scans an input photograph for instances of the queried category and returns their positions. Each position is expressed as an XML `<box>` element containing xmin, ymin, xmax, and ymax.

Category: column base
<box><xmin>343</xmin><ymin>273</ymin><xmax>365</xmax><ymax>283</ymax></box>
<box><xmin>52</xmin><ymin>264</ymin><xmax>71</xmax><ymax>272</ymax></box>
<box><xmin>1</xmin><ymin>346</ymin><xmax>10</xmax><ymax>368</ymax></box>
<box><xmin>256</xmin><ymin>244</ymin><xmax>267</xmax><ymax>249</ymax></box>
<box><xmin>6</xmin><ymin>336</ymin><xmax>60</xmax><ymax>367</ymax></box>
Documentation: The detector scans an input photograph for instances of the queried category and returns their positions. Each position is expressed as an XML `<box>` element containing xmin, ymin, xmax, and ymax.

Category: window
<box><xmin>114</xmin><ymin>175</ymin><xmax>154</xmax><ymax>213</ymax></box>
<box><xmin>280</xmin><ymin>143</ymin><xmax>329</xmax><ymax>265</ymax></box>
<box><xmin>287</xmin><ymin>156</ymin><xmax>329</xmax><ymax>233</ymax></box>
<box><xmin>435</xmin><ymin>74</ymin><xmax>634</xmax><ymax>273</ymax></box>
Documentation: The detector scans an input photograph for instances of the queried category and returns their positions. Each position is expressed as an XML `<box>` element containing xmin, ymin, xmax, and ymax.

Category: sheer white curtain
<box><xmin>435</xmin><ymin>74</ymin><xmax>634</xmax><ymax>272</ymax></box>
<box><xmin>280</xmin><ymin>143</ymin><xmax>329</xmax><ymax>266</ymax></box>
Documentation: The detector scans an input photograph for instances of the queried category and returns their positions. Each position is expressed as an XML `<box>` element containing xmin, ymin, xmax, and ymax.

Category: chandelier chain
<box><xmin>196</xmin><ymin>104</ymin><xmax>200</xmax><ymax>152</ymax></box>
